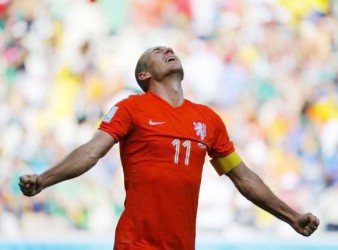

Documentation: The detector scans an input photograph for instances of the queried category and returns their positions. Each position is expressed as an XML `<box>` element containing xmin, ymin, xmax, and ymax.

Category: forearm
<box><xmin>228</xmin><ymin>165</ymin><xmax>299</xmax><ymax>225</ymax></box>
<box><xmin>40</xmin><ymin>144</ymin><xmax>99</xmax><ymax>189</ymax></box>
<box><xmin>19</xmin><ymin>131</ymin><xmax>115</xmax><ymax>197</ymax></box>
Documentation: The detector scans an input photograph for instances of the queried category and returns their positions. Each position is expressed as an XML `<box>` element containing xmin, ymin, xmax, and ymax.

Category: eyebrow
<box><xmin>152</xmin><ymin>46</ymin><xmax>164</xmax><ymax>52</ymax></box>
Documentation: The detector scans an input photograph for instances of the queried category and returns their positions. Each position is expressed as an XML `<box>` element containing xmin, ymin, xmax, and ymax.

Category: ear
<box><xmin>138</xmin><ymin>72</ymin><xmax>151</xmax><ymax>81</ymax></box>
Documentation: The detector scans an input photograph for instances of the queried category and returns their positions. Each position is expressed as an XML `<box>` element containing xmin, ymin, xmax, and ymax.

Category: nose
<box><xmin>164</xmin><ymin>47</ymin><xmax>173</xmax><ymax>54</ymax></box>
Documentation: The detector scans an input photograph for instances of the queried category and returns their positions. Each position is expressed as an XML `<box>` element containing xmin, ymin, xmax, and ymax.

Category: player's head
<box><xmin>135</xmin><ymin>46</ymin><xmax>184</xmax><ymax>92</ymax></box>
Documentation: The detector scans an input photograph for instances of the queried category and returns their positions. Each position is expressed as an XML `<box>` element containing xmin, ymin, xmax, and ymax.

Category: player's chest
<box><xmin>132</xmin><ymin>107</ymin><xmax>210</xmax><ymax>144</ymax></box>
<box><xmin>128</xmin><ymin>107</ymin><xmax>209</xmax><ymax>167</ymax></box>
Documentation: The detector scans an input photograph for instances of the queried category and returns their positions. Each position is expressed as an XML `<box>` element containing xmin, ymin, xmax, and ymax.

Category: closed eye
<box><xmin>152</xmin><ymin>47</ymin><xmax>162</xmax><ymax>54</ymax></box>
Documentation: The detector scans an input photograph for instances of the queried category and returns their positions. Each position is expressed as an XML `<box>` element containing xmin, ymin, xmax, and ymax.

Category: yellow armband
<box><xmin>210</xmin><ymin>152</ymin><xmax>242</xmax><ymax>176</ymax></box>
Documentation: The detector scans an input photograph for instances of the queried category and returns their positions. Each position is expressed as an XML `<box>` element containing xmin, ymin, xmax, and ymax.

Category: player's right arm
<box><xmin>19</xmin><ymin>130</ymin><xmax>115</xmax><ymax>197</ymax></box>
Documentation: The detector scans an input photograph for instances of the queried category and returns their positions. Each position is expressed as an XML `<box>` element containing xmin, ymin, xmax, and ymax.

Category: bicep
<box><xmin>226</xmin><ymin>161</ymin><xmax>252</xmax><ymax>180</ymax></box>
<box><xmin>226</xmin><ymin>161</ymin><xmax>261</xmax><ymax>191</ymax></box>
<box><xmin>84</xmin><ymin>130</ymin><xmax>116</xmax><ymax>159</ymax></box>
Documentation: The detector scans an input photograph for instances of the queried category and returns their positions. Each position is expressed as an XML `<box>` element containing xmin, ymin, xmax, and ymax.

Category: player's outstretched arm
<box><xmin>19</xmin><ymin>130</ymin><xmax>115</xmax><ymax>197</ymax></box>
<box><xmin>225</xmin><ymin>161</ymin><xmax>320</xmax><ymax>236</ymax></box>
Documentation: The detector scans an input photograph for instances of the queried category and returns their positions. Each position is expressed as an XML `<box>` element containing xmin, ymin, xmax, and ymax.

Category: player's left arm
<box><xmin>211</xmin><ymin>154</ymin><xmax>320</xmax><ymax>237</ymax></box>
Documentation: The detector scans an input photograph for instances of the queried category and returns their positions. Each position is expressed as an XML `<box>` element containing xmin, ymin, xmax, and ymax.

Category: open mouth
<box><xmin>165</xmin><ymin>56</ymin><xmax>177</xmax><ymax>63</ymax></box>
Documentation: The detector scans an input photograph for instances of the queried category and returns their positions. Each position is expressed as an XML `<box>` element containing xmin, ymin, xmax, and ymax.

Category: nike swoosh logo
<box><xmin>149</xmin><ymin>120</ymin><xmax>166</xmax><ymax>125</ymax></box>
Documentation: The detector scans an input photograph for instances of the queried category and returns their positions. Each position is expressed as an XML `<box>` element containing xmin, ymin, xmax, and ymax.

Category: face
<box><xmin>141</xmin><ymin>46</ymin><xmax>184</xmax><ymax>82</ymax></box>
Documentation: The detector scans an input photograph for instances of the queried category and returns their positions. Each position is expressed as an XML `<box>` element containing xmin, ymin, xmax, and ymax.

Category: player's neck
<box><xmin>149</xmin><ymin>79</ymin><xmax>184</xmax><ymax>107</ymax></box>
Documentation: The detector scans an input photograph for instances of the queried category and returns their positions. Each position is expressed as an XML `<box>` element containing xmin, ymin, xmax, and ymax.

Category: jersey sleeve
<box><xmin>98</xmin><ymin>98</ymin><xmax>134</xmax><ymax>141</ymax></box>
<box><xmin>207</xmin><ymin>110</ymin><xmax>235</xmax><ymax>158</ymax></box>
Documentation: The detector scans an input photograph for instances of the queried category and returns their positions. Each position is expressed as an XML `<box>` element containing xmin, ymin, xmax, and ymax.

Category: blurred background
<box><xmin>0</xmin><ymin>0</ymin><xmax>338</xmax><ymax>249</ymax></box>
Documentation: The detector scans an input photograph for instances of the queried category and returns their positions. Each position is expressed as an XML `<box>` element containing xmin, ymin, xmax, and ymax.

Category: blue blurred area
<box><xmin>1</xmin><ymin>239</ymin><xmax>338</xmax><ymax>250</ymax></box>
<box><xmin>0</xmin><ymin>242</ymin><xmax>113</xmax><ymax>250</ymax></box>
<box><xmin>0</xmin><ymin>0</ymin><xmax>338</xmax><ymax>241</ymax></box>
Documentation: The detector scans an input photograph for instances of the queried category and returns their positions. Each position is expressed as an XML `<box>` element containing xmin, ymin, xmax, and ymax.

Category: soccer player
<box><xmin>19</xmin><ymin>46</ymin><xmax>319</xmax><ymax>250</ymax></box>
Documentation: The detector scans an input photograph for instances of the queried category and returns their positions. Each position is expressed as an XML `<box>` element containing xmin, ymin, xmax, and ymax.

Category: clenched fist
<box><xmin>292</xmin><ymin>213</ymin><xmax>320</xmax><ymax>236</ymax></box>
<box><xmin>18</xmin><ymin>174</ymin><xmax>43</xmax><ymax>197</ymax></box>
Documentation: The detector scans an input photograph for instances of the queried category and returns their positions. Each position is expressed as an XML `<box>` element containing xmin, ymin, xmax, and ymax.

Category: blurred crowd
<box><xmin>0</xmin><ymin>0</ymin><xmax>338</xmax><ymax>239</ymax></box>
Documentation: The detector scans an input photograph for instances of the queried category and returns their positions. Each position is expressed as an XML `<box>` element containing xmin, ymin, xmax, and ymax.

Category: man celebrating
<box><xmin>19</xmin><ymin>46</ymin><xmax>319</xmax><ymax>250</ymax></box>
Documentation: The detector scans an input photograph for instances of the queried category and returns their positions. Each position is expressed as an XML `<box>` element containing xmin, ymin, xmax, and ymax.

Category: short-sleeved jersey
<box><xmin>99</xmin><ymin>91</ymin><xmax>234</xmax><ymax>250</ymax></box>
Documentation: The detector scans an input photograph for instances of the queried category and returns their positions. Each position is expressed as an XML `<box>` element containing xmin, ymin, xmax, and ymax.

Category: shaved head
<box><xmin>135</xmin><ymin>47</ymin><xmax>183</xmax><ymax>92</ymax></box>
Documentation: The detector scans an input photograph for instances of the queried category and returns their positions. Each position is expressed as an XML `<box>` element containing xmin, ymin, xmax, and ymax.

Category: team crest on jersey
<box><xmin>193</xmin><ymin>122</ymin><xmax>206</xmax><ymax>140</ymax></box>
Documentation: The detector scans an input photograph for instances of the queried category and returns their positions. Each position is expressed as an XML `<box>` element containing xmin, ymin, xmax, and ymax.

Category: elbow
<box><xmin>80</xmin><ymin>145</ymin><xmax>102</xmax><ymax>168</ymax></box>
<box><xmin>87</xmin><ymin>151</ymin><xmax>102</xmax><ymax>167</ymax></box>
<box><xmin>232</xmin><ymin>178</ymin><xmax>258</xmax><ymax>202</ymax></box>
<box><xmin>85</xmin><ymin>142</ymin><xmax>109</xmax><ymax>160</ymax></box>
<box><xmin>87</xmin><ymin>155</ymin><xmax>100</xmax><ymax>167</ymax></box>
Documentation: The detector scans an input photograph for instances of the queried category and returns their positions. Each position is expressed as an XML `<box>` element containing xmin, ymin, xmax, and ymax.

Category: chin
<box><xmin>169</xmin><ymin>62</ymin><xmax>184</xmax><ymax>73</ymax></box>
<box><xmin>168</xmin><ymin>67</ymin><xmax>184</xmax><ymax>80</ymax></box>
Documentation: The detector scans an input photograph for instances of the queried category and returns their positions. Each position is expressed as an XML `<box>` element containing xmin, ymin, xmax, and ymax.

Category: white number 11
<box><xmin>171</xmin><ymin>139</ymin><xmax>191</xmax><ymax>165</ymax></box>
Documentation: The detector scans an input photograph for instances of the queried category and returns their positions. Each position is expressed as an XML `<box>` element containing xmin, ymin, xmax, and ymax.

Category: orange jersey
<box><xmin>99</xmin><ymin>91</ymin><xmax>234</xmax><ymax>250</ymax></box>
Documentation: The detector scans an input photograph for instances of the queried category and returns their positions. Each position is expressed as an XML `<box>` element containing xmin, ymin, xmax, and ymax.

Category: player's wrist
<box><xmin>36</xmin><ymin>174</ymin><xmax>47</xmax><ymax>190</ymax></box>
<box><xmin>286</xmin><ymin>211</ymin><xmax>301</xmax><ymax>226</ymax></box>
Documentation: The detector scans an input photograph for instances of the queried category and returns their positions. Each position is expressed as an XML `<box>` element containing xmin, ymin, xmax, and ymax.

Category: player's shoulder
<box><xmin>115</xmin><ymin>92</ymin><xmax>147</xmax><ymax>107</ymax></box>
<box><xmin>185</xmin><ymin>99</ymin><xmax>225</xmax><ymax>127</ymax></box>
<box><xmin>185</xmin><ymin>99</ymin><xmax>218</xmax><ymax>116</ymax></box>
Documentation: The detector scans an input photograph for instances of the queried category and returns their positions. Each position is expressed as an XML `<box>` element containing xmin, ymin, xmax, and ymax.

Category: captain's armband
<box><xmin>210</xmin><ymin>152</ymin><xmax>242</xmax><ymax>176</ymax></box>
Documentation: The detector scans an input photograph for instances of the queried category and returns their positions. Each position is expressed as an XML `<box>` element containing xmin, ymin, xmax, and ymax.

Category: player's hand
<box><xmin>18</xmin><ymin>174</ymin><xmax>43</xmax><ymax>197</ymax></box>
<box><xmin>292</xmin><ymin>213</ymin><xmax>320</xmax><ymax>236</ymax></box>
